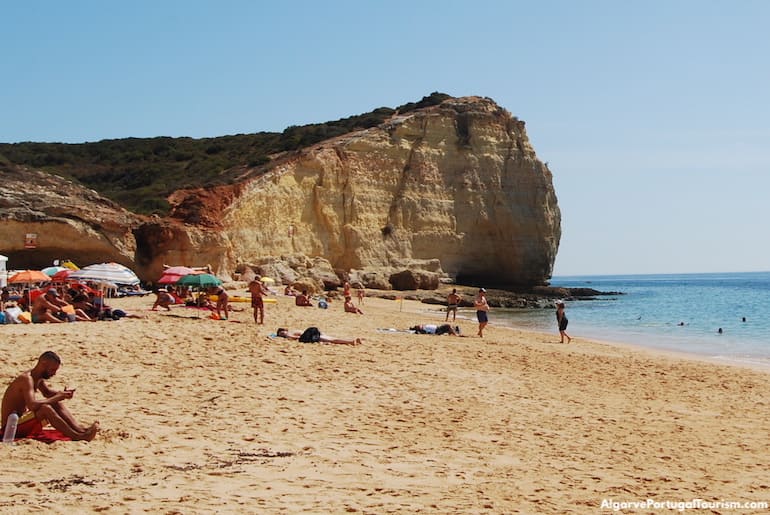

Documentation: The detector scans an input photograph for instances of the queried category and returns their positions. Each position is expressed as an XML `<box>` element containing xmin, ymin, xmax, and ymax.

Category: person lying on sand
<box><xmin>276</xmin><ymin>328</ymin><xmax>362</xmax><ymax>346</ymax></box>
<box><xmin>409</xmin><ymin>323</ymin><xmax>463</xmax><ymax>336</ymax></box>
<box><xmin>1</xmin><ymin>351</ymin><xmax>98</xmax><ymax>441</ymax></box>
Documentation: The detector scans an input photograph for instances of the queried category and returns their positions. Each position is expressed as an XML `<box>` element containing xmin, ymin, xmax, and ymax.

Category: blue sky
<box><xmin>3</xmin><ymin>1</ymin><xmax>768</xmax><ymax>276</ymax></box>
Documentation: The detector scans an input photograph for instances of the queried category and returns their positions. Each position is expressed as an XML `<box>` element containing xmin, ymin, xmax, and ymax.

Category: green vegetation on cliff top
<box><xmin>0</xmin><ymin>93</ymin><xmax>451</xmax><ymax>215</ymax></box>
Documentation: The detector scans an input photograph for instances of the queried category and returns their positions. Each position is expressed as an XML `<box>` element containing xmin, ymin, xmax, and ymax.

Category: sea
<box><xmin>487</xmin><ymin>271</ymin><xmax>770</xmax><ymax>368</ymax></box>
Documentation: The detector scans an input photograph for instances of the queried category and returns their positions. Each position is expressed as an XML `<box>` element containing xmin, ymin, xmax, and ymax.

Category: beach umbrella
<box><xmin>51</xmin><ymin>269</ymin><xmax>74</xmax><ymax>282</ymax></box>
<box><xmin>42</xmin><ymin>265</ymin><xmax>68</xmax><ymax>277</ymax></box>
<box><xmin>9</xmin><ymin>270</ymin><xmax>52</xmax><ymax>308</ymax></box>
<box><xmin>157</xmin><ymin>266</ymin><xmax>198</xmax><ymax>285</ymax></box>
<box><xmin>68</xmin><ymin>262</ymin><xmax>140</xmax><ymax>286</ymax></box>
<box><xmin>176</xmin><ymin>273</ymin><xmax>222</xmax><ymax>288</ymax></box>
<box><xmin>9</xmin><ymin>270</ymin><xmax>51</xmax><ymax>284</ymax></box>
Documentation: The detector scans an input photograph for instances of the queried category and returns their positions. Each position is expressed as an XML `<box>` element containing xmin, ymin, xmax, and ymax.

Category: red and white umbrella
<box><xmin>51</xmin><ymin>269</ymin><xmax>74</xmax><ymax>282</ymax></box>
<box><xmin>157</xmin><ymin>266</ymin><xmax>200</xmax><ymax>285</ymax></box>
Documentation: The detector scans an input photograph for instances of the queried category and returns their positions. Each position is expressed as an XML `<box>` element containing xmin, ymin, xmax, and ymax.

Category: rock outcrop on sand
<box><xmin>1</xmin><ymin>96</ymin><xmax>561</xmax><ymax>287</ymax></box>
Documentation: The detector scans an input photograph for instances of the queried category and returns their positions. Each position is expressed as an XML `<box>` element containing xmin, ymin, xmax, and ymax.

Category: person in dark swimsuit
<box><xmin>445</xmin><ymin>288</ymin><xmax>460</xmax><ymax>322</ymax></box>
<box><xmin>556</xmin><ymin>301</ymin><xmax>572</xmax><ymax>343</ymax></box>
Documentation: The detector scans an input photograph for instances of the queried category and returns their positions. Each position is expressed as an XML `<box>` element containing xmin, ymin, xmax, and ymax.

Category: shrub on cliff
<box><xmin>0</xmin><ymin>100</ymin><xmax>426</xmax><ymax>216</ymax></box>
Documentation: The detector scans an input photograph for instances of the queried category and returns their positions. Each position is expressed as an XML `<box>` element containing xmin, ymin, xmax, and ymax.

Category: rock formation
<box><xmin>0</xmin><ymin>165</ymin><xmax>141</xmax><ymax>269</ymax></box>
<box><xmin>138</xmin><ymin>96</ymin><xmax>561</xmax><ymax>286</ymax></box>
<box><xmin>1</xmin><ymin>96</ymin><xmax>562</xmax><ymax>287</ymax></box>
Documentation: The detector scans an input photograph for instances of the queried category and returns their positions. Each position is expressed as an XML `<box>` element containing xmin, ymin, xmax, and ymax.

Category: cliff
<box><xmin>0</xmin><ymin>165</ymin><xmax>141</xmax><ymax>269</ymax></box>
<box><xmin>138</xmin><ymin>97</ymin><xmax>561</xmax><ymax>285</ymax></box>
<box><xmin>1</xmin><ymin>96</ymin><xmax>562</xmax><ymax>287</ymax></box>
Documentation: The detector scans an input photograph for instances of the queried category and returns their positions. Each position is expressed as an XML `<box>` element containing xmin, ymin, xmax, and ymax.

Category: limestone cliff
<box><xmin>140</xmin><ymin>96</ymin><xmax>561</xmax><ymax>286</ymax></box>
<box><xmin>0</xmin><ymin>96</ymin><xmax>561</xmax><ymax>287</ymax></box>
<box><xmin>0</xmin><ymin>165</ymin><xmax>141</xmax><ymax>269</ymax></box>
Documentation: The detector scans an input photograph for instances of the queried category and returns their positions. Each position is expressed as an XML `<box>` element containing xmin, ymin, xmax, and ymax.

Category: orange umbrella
<box><xmin>8</xmin><ymin>269</ymin><xmax>52</xmax><ymax>309</ymax></box>
<box><xmin>9</xmin><ymin>270</ymin><xmax>50</xmax><ymax>284</ymax></box>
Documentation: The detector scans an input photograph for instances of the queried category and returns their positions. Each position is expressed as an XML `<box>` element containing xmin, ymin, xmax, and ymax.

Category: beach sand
<box><xmin>1</xmin><ymin>292</ymin><xmax>769</xmax><ymax>513</ymax></box>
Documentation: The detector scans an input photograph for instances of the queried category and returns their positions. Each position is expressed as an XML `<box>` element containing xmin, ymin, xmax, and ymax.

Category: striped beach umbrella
<box><xmin>68</xmin><ymin>262</ymin><xmax>140</xmax><ymax>286</ymax></box>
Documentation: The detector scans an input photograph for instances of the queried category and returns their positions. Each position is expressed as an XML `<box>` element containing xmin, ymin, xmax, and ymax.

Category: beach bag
<box><xmin>298</xmin><ymin>326</ymin><xmax>321</xmax><ymax>343</ymax></box>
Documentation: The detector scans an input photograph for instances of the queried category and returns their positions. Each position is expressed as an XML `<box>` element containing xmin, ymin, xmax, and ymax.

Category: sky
<box><xmin>2</xmin><ymin>0</ymin><xmax>769</xmax><ymax>276</ymax></box>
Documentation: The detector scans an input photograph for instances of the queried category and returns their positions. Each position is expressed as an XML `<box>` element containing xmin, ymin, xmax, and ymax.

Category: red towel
<box><xmin>27</xmin><ymin>429</ymin><xmax>72</xmax><ymax>443</ymax></box>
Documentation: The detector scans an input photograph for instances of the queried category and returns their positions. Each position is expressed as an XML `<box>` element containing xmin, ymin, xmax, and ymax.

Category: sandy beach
<box><xmin>1</xmin><ymin>291</ymin><xmax>769</xmax><ymax>514</ymax></box>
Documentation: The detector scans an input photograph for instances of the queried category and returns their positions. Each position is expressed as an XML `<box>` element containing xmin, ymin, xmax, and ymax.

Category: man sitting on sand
<box><xmin>276</xmin><ymin>328</ymin><xmax>362</xmax><ymax>346</ymax></box>
<box><xmin>1</xmin><ymin>351</ymin><xmax>98</xmax><ymax>441</ymax></box>
<box><xmin>295</xmin><ymin>290</ymin><xmax>313</xmax><ymax>307</ymax></box>
<box><xmin>343</xmin><ymin>296</ymin><xmax>364</xmax><ymax>315</ymax></box>
<box><xmin>45</xmin><ymin>288</ymin><xmax>93</xmax><ymax>322</ymax></box>
<box><xmin>31</xmin><ymin>288</ymin><xmax>66</xmax><ymax>323</ymax></box>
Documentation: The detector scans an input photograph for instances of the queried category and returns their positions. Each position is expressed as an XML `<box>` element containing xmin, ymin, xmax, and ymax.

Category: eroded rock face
<box><xmin>0</xmin><ymin>166</ymin><xmax>141</xmax><ymax>270</ymax></box>
<box><xmin>2</xmin><ymin>96</ymin><xmax>561</xmax><ymax>287</ymax></box>
<box><xmin>195</xmin><ymin>96</ymin><xmax>561</xmax><ymax>286</ymax></box>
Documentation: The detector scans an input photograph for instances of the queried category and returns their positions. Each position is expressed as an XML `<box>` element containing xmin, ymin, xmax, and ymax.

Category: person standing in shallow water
<box><xmin>556</xmin><ymin>301</ymin><xmax>572</xmax><ymax>343</ymax></box>
<box><xmin>445</xmin><ymin>288</ymin><xmax>460</xmax><ymax>322</ymax></box>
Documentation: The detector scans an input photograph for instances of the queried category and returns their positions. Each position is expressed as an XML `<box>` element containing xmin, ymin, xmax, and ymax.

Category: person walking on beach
<box><xmin>446</xmin><ymin>288</ymin><xmax>460</xmax><ymax>322</ymax></box>
<box><xmin>555</xmin><ymin>301</ymin><xmax>572</xmax><ymax>343</ymax></box>
<box><xmin>474</xmin><ymin>288</ymin><xmax>490</xmax><ymax>337</ymax></box>
<box><xmin>248</xmin><ymin>276</ymin><xmax>269</xmax><ymax>324</ymax></box>
<box><xmin>1</xmin><ymin>351</ymin><xmax>99</xmax><ymax>441</ymax></box>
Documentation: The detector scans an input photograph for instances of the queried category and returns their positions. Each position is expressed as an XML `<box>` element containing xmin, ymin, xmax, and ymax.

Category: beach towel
<box><xmin>27</xmin><ymin>429</ymin><xmax>72</xmax><ymax>444</ymax></box>
<box><xmin>12</xmin><ymin>413</ymin><xmax>72</xmax><ymax>443</ymax></box>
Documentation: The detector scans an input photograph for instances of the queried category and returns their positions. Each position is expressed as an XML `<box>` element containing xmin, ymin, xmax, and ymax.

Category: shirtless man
<box><xmin>31</xmin><ymin>289</ymin><xmax>65</xmax><ymax>323</ymax></box>
<box><xmin>1</xmin><ymin>351</ymin><xmax>98</xmax><ymax>441</ymax></box>
<box><xmin>295</xmin><ymin>290</ymin><xmax>313</xmax><ymax>307</ymax></box>
<box><xmin>474</xmin><ymin>288</ymin><xmax>490</xmax><ymax>337</ymax></box>
<box><xmin>248</xmin><ymin>277</ymin><xmax>268</xmax><ymax>324</ymax></box>
<box><xmin>343</xmin><ymin>296</ymin><xmax>364</xmax><ymax>315</ymax></box>
<box><xmin>445</xmin><ymin>288</ymin><xmax>461</xmax><ymax>322</ymax></box>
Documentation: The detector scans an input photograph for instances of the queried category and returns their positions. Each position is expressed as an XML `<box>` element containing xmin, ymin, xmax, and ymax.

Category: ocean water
<box><xmin>489</xmin><ymin>272</ymin><xmax>770</xmax><ymax>367</ymax></box>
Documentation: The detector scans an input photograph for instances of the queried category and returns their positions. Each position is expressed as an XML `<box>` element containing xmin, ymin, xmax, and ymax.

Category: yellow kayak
<box><xmin>209</xmin><ymin>294</ymin><xmax>276</xmax><ymax>304</ymax></box>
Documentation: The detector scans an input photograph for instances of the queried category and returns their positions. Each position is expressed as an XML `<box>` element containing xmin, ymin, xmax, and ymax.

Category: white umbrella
<box><xmin>68</xmin><ymin>262</ymin><xmax>140</xmax><ymax>286</ymax></box>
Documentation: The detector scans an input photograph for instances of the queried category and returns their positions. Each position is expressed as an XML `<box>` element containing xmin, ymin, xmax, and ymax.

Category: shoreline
<box><xmin>409</xmin><ymin>298</ymin><xmax>770</xmax><ymax>374</ymax></box>
<box><xmin>2</xmin><ymin>292</ymin><xmax>769</xmax><ymax>512</ymax></box>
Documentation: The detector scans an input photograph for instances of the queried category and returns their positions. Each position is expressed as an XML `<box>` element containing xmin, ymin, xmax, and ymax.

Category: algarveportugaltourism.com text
<box><xmin>600</xmin><ymin>498</ymin><xmax>768</xmax><ymax>512</ymax></box>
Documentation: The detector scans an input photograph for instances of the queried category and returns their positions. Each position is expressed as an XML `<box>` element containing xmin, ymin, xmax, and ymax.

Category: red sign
<box><xmin>24</xmin><ymin>233</ymin><xmax>37</xmax><ymax>249</ymax></box>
